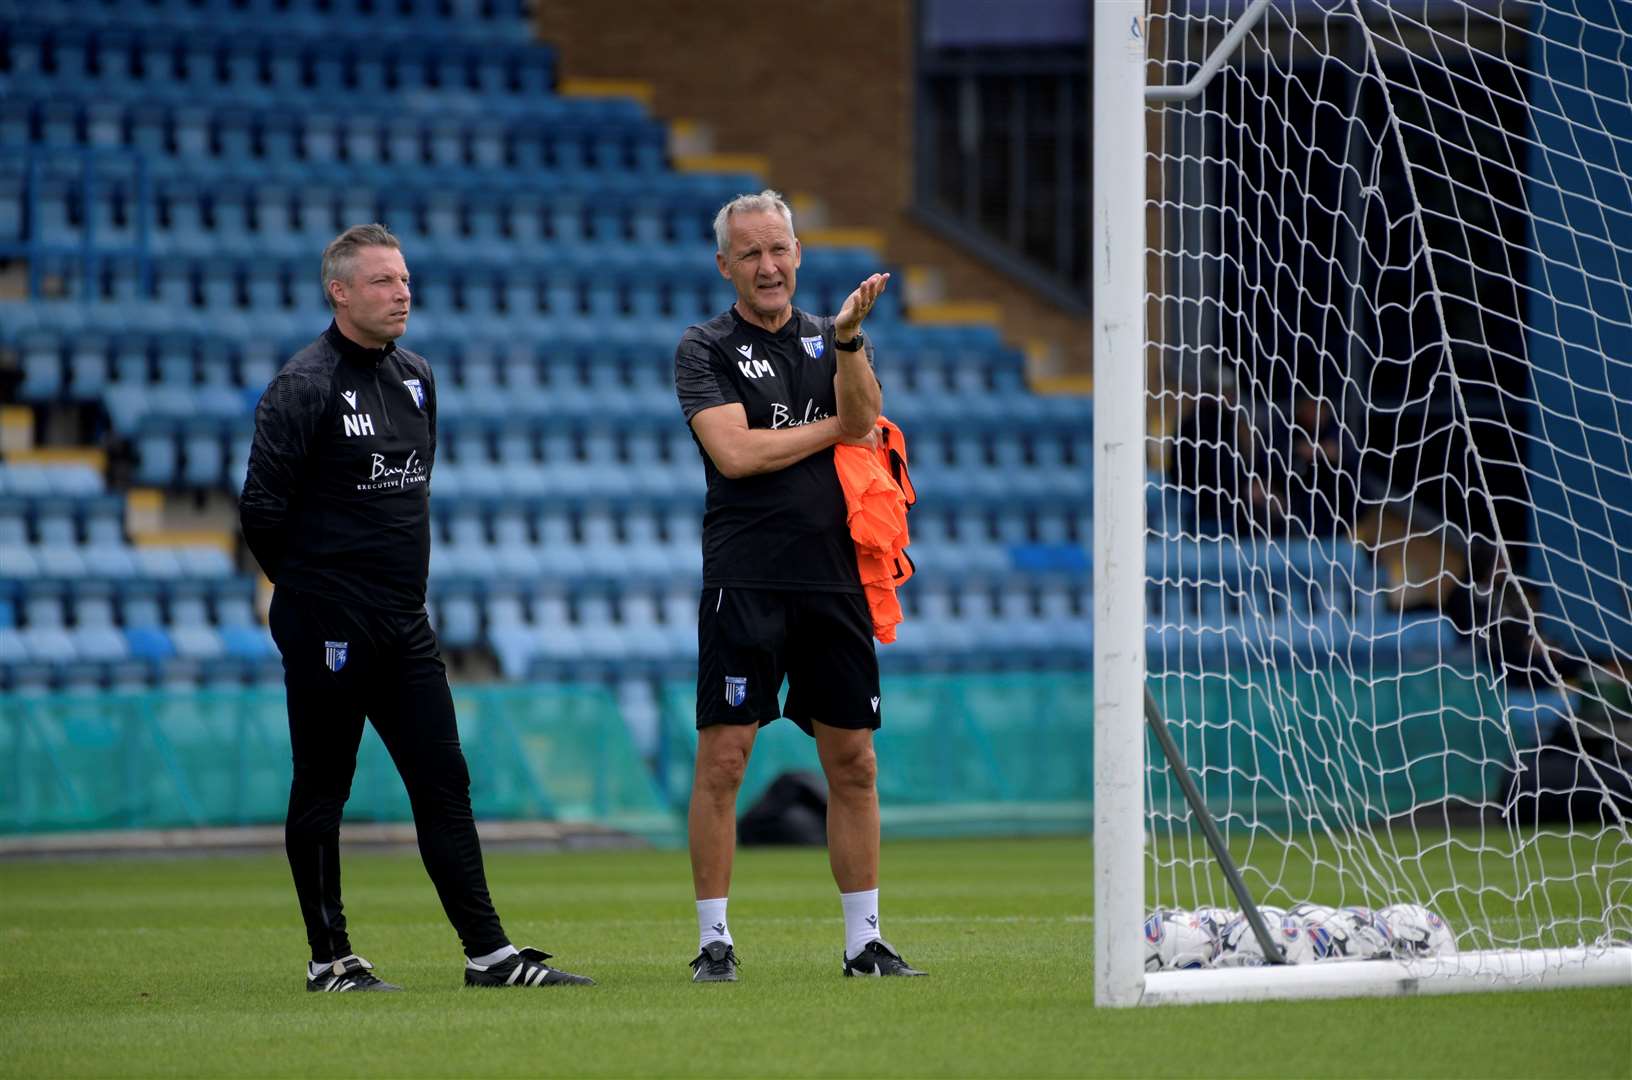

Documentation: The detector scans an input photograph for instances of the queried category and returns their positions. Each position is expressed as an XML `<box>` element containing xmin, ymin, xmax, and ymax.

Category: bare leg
<box><xmin>814</xmin><ymin>721</ymin><xmax>879</xmax><ymax>892</ymax></box>
<box><xmin>688</xmin><ymin>723</ymin><xmax>759</xmax><ymax>899</ymax></box>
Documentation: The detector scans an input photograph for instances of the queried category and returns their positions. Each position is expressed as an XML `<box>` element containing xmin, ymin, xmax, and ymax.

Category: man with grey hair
<box><xmin>674</xmin><ymin>190</ymin><xmax>926</xmax><ymax>981</ymax></box>
<box><xmin>242</xmin><ymin>224</ymin><xmax>593</xmax><ymax>992</ymax></box>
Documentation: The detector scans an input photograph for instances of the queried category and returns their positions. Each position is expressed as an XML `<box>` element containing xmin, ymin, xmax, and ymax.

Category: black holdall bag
<box><xmin>737</xmin><ymin>770</ymin><xmax>829</xmax><ymax>846</ymax></box>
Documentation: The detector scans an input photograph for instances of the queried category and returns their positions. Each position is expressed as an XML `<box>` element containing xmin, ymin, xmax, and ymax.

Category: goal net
<box><xmin>1097</xmin><ymin>0</ymin><xmax>1632</xmax><ymax>1004</ymax></box>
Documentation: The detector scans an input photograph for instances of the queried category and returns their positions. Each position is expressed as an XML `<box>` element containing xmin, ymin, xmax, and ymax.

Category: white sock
<box><xmin>466</xmin><ymin>944</ymin><xmax>518</xmax><ymax>970</ymax></box>
<box><xmin>697</xmin><ymin>897</ymin><xmax>732</xmax><ymax>950</ymax></box>
<box><xmin>308</xmin><ymin>954</ymin><xmax>357</xmax><ymax>978</ymax></box>
<box><xmin>841</xmin><ymin>888</ymin><xmax>882</xmax><ymax>959</ymax></box>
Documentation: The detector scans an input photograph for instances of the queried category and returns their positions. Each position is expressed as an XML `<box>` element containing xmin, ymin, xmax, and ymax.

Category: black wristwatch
<box><xmin>834</xmin><ymin>329</ymin><xmax>865</xmax><ymax>352</ymax></box>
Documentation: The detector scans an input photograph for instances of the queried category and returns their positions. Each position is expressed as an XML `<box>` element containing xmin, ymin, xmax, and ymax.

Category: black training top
<box><xmin>675</xmin><ymin>305</ymin><xmax>876</xmax><ymax>593</ymax></box>
<box><xmin>240</xmin><ymin>323</ymin><xmax>437</xmax><ymax>614</ymax></box>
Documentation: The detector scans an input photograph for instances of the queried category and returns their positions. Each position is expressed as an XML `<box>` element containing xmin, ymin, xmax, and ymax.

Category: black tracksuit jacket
<box><xmin>240</xmin><ymin>323</ymin><xmax>438</xmax><ymax>614</ymax></box>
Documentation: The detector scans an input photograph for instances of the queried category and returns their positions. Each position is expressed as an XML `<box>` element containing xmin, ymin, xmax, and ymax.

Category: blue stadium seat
<box><xmin>124</xmin><ymin>625</ymin><xmax>175</xmax><ymax>662</ymax></box>
<box><xmin>0</xmin><ymin>499</ymin><xmax>27</xmax><ymax>547</ymax></box>
<box><xmin>219</xmin><ymin>624</ymin><xmax>275</xmax><ymax>661</ymax></box>
<box><xmin>170</xmin><ymin>624</ymin><xmax>225</xmax><ymax>659</ymax></box>
<box><xmin>22</xmin><ymin>625</ymin><xmax>77</xmax><ymax>665</ymax></box>
<box><xmin>119</xmin><ymin>581</ymin><xmax>165</xmax><ymax>627</ymax></box>
<box><xmin>73</xmin><ymin>625</ymin><xmax>131</xmax><ymax>663</ymax></box>
<box><xmin>83</xmin><ymin>544</ymin><xmax>139</xmax><ymax>579</ymax></box>
<box><xmin>0</xmin><ymin>626</ymin><xmax>27</xmax><ymax>664</ymax></box>
<box><xmin>22</xmin><ymin>580</ymin><xmax>67</xmax><ymax>629</ymax></box>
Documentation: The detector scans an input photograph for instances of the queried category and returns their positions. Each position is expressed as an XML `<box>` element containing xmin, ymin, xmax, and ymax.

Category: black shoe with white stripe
<box><xmin>306</xmin><ymin>955</ymin><xmax>401</xmax><ymax>992</ymax></box>
<box><xmin>842</xmin><ymin>940</ymin><xmax>926</xmax><ymax>978</ymax></box>
<box><xmin>464</xmin><ymin>947</ymin><xmax>595</xmax><ymax>988</ymax></box>
<box><xmin>690</xmin><ymin>940</ymin><xmax>739</xmax><ymax>982</ymax></box>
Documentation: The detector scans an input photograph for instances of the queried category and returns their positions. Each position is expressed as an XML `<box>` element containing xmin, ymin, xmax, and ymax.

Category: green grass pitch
<box><xmin>2</xmin><ymin>836</ymin><xmax>1627</xmax><ymax>1078</ymax></box>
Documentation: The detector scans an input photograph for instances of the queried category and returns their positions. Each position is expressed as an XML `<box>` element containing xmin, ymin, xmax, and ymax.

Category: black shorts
<box><xmin>695</xmin><ymin>587</ymin><xmax>881</xmax><ymax>732</ymax></box>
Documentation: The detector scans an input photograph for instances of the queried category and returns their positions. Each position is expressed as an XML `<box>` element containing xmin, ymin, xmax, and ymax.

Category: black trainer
<box><xmin>464</xmin><ymin>947</ymin><xmax>594</xmax><ymax>988</ymax></box>
<box><xmin>842</xmin><ymin>940</ymin><xmax>926</xmax><ymax>977</ymax></box>
<box><xmin>306</xmin><ymin>955</ymin><xmax>401</xmax><ymax>992</ymax></box>
<box><xmin>690</xmin><ymin>940</ymin><xmax>739</xmax><ymax>982</ymax></box>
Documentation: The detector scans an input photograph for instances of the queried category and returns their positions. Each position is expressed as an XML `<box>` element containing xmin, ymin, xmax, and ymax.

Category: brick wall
<box><xmin>535</xmin><ymin>1</ymin><xmax>1096</xmax><ymax>375</ymax></box>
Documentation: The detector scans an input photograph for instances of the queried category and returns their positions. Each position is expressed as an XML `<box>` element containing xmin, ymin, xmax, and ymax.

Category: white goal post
<box><xmin>1093</xmin><ymin>0</ymin><xmax>1632</xmax><ymax>1007</ymax></box>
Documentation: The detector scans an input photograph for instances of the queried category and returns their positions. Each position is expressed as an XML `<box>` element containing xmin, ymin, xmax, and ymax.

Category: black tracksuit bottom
<box><xmin>269</xmin><ymin>586</ymin><xmax>508</xmax><ymax>963</ymax></box>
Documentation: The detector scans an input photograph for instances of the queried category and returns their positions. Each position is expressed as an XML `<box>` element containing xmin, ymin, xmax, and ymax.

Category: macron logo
<box><xmin>871</xmin><ymin>696</ymin><xmax>880</xmax><ymax>713</ymax></box>
<box><xmin>340</xmin><ymin>390</ymin><xmax>358</xmax><ymax>410</ymax></box>
<box><xmin>736</xmin><ymin>344</ymin><xmax>772</xmax><ymax>380</ymax></box>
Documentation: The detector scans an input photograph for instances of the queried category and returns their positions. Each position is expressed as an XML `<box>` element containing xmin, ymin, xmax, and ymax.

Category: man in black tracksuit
<box><xmin>240</xmin><ymin>224</ymin><xmax>592</xmax><ymax>992</ymax></box>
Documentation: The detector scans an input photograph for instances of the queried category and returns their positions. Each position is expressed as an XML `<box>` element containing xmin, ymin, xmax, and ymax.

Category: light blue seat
<box><xmin>618</xmin><ymin>592</ymin><xmax>669</xmax><ymax>665</ymax></box>
<box><xmin>133</xmin><ymin>547</ymin><xmax>184</xmax><ymax>579</ymax></box>
<box><xmin>135</xmin><ymin>419</ymin><xmax>180</xmax><ymax>486</ymax></box>
<box><xmin>22</xmin><ymin>626</ymin><xmax>77</xmax><ymax>664</ymax></box>
<box><xmin>72</xmin><ymin>580</ymin><xmax>119</xmax><ymax>630</ymax></box>
<box><xmin>171</xmin><ymin>625</ymin><xmax>225</xmax><ymax>660</ymax></box>
<box><xmin>179</xmin><ymin>421</ymin><xmax>223</xmax><ymax>488</ymax></box>
<box><xmin>34</xmin><ymin>544</ymin><xmax>87</xmax><ymax>579</ymax></box>
<box><xmin>73</xmin><ymin>625</ymin><xmax>131</xmax><ymax>663</ymax></box>
<box><xmin>178</xmin><ymin>546</ymin><xmax>234</xmax><ymax>579</ymax></box>
<box><xmin>118</xmin><ymin>580</ymin><xmax>165</xmax><ymax>628</ymax></box>
<box><xmin>167</xmin><ymin>581</ymin><xmax>211</xmax><ymax>628</ymax></box>
<box><xmin>19</xmin><ymin>331</ymin><xmax>65</xmax><ymax>399</ymax></box>
<box><xmin>0</xmin><ymin>500</ymin><xmax>28</xmax><ymax>547</ymax></box>
<box><xmin>83</xmin><ymin>544</ymin><xmax>139</xmax><ymax>579</ymax></box>
<box><xmin>434</xmin><ymin>588</ymin><xmax>481</xmax><ymax>650</ymax></box>
<box><xmin>34</xmin><ymin>500</ymin><xmax>75</xmax><ymax>548</ymax></box>
<box><xmin>491</xmin><ymin>539</ymin><xmax>542</xmax><ymax>578</ymax></box>
<box><xmin>220</xmin><ymin>624</ymin><xmax>276</xmax><ymax>661</ymax></box>
<box><xmin>212</xmin><ymin>580</ymin><xmax>257</xmax><ymax>628</ymax></box>
<box><xmin>22</xmin><ymin>580</ymin><xmax>67</xmax><ymax>629</ymax></box>
<box><xmin>0</xmin><ymin>626</ymin><xmax>27</xmax><ymax>664</ymax></box>
<box><xmin>486</xmin><ymin>623</ymin><xmax>538</xmax><ymax>680</ymax></box>
<box><xmin>659</xmin><ymin>588</ymin><xmax>698</xmax><ymax>659</ymax></box>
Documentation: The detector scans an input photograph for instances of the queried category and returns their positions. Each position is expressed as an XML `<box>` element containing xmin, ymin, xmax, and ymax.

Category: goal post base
<box><xmin>1133</xmin><ymin>948</ymin><xmax>1632</xmax><ymax>1007</ymax></box>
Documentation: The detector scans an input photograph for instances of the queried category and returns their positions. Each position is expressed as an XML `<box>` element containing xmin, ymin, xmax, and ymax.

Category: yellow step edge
<box><xmin>556</xmin><ymin>77</ymin><xmax>655</xmax><ymax>109</ymax></box>
<box><xmin>4</xmin><ymin>446</ymin><xmax>107</xmax><ymax>471</ymax></box>
<box><xmin>1032</xmin><ymin>374</ymin><xmax>1095</xmax><ymax>395</ymax></box>
<box><xmin>0</xmin><ymin>405</ymin><xmax>31</xmax><ymax>428</ymax></box>
<box><xmin>672</xmin><ymin>152</ymin><xmax>770</xmax><ymax>177</ymax></box>
<box><xmin>800</xmin><ymin>227</ymin><xmax>885</xmax><ymax>252</ymax></box>
<box><xmin>129</xmin><ymin>529</ymin><xmax>236</xmax><ymax>556</ymax></box>
<box><xmin>908</xmin><ymin>301</ymin><xmax>1002</xmax><ymax>326</ymax></box>
<box><xmin>125</xmin><ymin>489</ymin><xmax>164</xmax><ymax>513</ymax></box>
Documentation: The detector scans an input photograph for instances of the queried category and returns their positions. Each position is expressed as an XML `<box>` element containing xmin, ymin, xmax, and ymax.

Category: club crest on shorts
<box><xmin>724</xmin><ymin>675</ymin><xmax>747</xmax><ymax>707</ymax></box>
<box><xmin>800</xmin><ymin>335</ymin><xmax>824</xmax><ymax>359</ymax></box>
<box><xmin>401</xmin><ymin>378</ymin><xmax>425</xmax><ymax>409</ymax></box>
<box><xmin>324</xmin><ymin>641</ymin><xmax>349</xmax><ymax>672</ymax></box>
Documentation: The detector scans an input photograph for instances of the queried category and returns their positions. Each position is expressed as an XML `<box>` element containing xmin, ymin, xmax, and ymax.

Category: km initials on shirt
<box><xmin>343</xmin><ymin>414</ymin><xmax>376</xmax><ymax>438</ymax></box>
<box><xmin>735</xmin><ymin>345</ymin><xmax>773</xmax><ymax>380</ymax></box>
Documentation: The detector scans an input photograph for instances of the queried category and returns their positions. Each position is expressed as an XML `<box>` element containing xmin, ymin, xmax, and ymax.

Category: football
<box><xmin>1380</xmin><ymin>903</ymin><xmax>1458</xmax><ymax>957</ymax></box>
<box><xmin>1192</xmin><ymin>905</ymin><xmax>1237</xmax><ymax>943</ymax></box>
<box><xmin>1143</xmin><ymin>909</ymin><xmax>1220</xmax><ymax>971</ymax></box>
<box><xmin>1283</xmin><ymin>903</ymin><xmax>1354</xmax><ymax>963</ymax></box>
<box><xmin>1217</xmin><ymin>906</ymin><xmax>1289</xmax><ymax>966</ymax></box>
<box><xmin>1331</xmin><ymin>905</ymin><xmax>1395</xmax><ymax>959</ymax></box>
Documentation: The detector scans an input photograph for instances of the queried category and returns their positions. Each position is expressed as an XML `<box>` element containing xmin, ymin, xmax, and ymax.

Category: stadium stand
<box><xmin>0</xmin><ymin>0</ymin><xmax>1443</xmax><ymax>757</ymax></box>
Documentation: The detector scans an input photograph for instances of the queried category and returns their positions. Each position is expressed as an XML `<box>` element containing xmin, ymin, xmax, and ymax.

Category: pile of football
<box><xmin>1143</xmin><ymin>902</ymin><xmax>1457</xmax><ymax>971</ymax></box>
